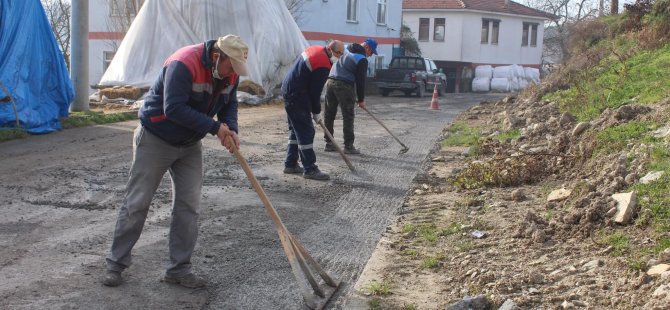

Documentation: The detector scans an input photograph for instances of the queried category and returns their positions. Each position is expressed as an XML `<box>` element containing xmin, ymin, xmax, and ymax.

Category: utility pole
<box><xmin>70</xmin><ymin>0</ymin><xmax>89</xmax><ymax>111</ymax></box>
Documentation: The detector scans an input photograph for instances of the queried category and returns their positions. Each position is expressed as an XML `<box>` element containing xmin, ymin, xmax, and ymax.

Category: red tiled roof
<box><xmin>403</xmin><ymin>0</ymin><xmax>555</xmax><ymax>19</ymax></box>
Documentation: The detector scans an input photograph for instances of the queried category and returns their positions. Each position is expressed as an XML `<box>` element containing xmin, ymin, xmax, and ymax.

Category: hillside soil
<box><xmin>348</xmin><ymin>95</ymin><xmax>670</xmax><ymax>309</ymax></box>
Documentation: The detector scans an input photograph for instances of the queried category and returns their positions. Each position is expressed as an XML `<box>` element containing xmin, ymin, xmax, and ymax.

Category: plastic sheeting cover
<box><xmin>100</xmin><ymin>0</ymin><xmax>308</xmax><ymax>94</ymax></box>
<box><xmin>0</xmin><ymin>0</ymin><xmax>73</xmax><ymax>133</ymax></box>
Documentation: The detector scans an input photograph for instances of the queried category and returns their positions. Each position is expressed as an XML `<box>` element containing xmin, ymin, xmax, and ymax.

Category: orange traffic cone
<box><xmin>430</xmin><ymin>84</ymin><xmax>440</xmax><ymax>110</ymax></box>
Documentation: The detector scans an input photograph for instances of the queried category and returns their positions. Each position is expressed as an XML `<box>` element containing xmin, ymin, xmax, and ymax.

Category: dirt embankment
<box><xmin>350</xmin><ymin>95</ymin><xmax>670</xmax><ymax>309</ymax></box>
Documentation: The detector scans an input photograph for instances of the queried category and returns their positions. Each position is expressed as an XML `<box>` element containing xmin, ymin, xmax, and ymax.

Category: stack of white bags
<box><xmin>472</xmin><ymin>64</ymin><xmax>540</xmax><ymax>93</ymax></box>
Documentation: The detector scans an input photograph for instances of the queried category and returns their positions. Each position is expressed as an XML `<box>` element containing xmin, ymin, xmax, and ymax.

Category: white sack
<box><xmin>510</xmin><ymin>77</ymin><xmax>520</xmax><ymax>92</ymax></box>
<box><xmin>491</xmin><ymin>78</ymin><xmax>510</xmax><ymax>92</ymax></box>
<box><xmin>99</xmin><ymin>0</ymin><xmax>308</xmax><ymax>94</ymax></box>
<box><xmin>475</xmin><ymin>65</ymin><xmax>493</xmax><ymax>79</ymax></box>
<box><xmin>493</xmin><ymin>66</ymin><xmax>513</xmax><ymax>79</ymax></box>
<box><xmin>524</xmin><ymin>67</ymin><xmax>541</xmax><ymax>83</ymax></box>
<box><xmin>472</xmin><ymin>77</ymin><xmax>491</xmax><ymax>92</ymax></box>
<box><xmin>519</xmin><ymin>79</ymin><xmax>529</xmax><ymax>90</ymax></box>
<box><xmin>512</xmin><ymin>65</ymin><xmax>525</xmax><ymax>79</ymax></box>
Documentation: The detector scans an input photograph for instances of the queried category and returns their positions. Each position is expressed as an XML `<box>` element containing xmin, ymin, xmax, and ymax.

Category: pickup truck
<box><xmin>373</xmin><ymin>56</ymin><xmax>447</xmax><ymax>97</ymax></box>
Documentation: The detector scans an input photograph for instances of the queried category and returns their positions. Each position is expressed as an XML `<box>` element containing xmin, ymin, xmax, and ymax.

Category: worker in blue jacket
<box><xmin>323</xmin><ymin>38</ymin><xmax>377</xmax><ymax>154</ymax></box>
<box><xmin>102</xmin><ymin>35</ymin><xmax>249</xmax><ymax>289</ymax></box>
<box><xmin>281</xmin><ymin>40</ymin><xmax>344</xmax><ymax>180</ymax></box>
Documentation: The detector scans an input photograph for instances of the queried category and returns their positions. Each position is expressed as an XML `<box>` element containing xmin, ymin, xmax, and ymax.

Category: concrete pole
<box><xmin>70</xmin><ymin>0</ymin><xmax>89</xmax><ymax>111</ymax></box>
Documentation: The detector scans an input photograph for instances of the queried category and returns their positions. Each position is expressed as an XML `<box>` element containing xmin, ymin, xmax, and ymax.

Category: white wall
<box><xmin>403</xmin><ymin>10</ymin><xmax>545</xmax><ymax>66</ymax></box>
<box><xmin>88</xmin><ymin>0</ymin><xmax>122</xmax><ymax>92</ymax></box>
<box><xmin>299</xmin><ymin>0</ymin><xmax>402</xmax><ymax>70</ymax></box>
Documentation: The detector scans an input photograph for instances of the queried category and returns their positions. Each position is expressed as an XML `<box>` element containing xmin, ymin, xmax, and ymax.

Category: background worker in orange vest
<box><xmin>281</xmin><ymin>40</ymin><xmax>344</xmax><ymax>180</ymax></box>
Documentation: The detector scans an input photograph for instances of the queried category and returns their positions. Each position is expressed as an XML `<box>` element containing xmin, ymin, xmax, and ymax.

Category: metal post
<box><xmin>70</xmin><ymin>0</ymin><xmax>89</xmax><ymax>111</ymax></box>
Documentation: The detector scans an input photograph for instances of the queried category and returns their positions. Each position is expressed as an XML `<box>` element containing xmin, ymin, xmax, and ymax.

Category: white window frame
<box><xmin>522</xmin><ymin>22</ymin><xmax>539</xmax><ymax>47</ymax></box>
<box><xmin>103</xmin><ymin>51</ymin><xmax>115</xmax><ymax>73</ymax></box>
<box><xmin>481</xmin><ymin>19</ymin><xmax>500</xmax><ymax>44</ymax></box>
<box><xmin>374</xmin><ymin>55</ymin><xmax>384</xmax><ymax>70</ymax></box>
<box><xmin>418</xmin><ymin>18</ymin><xmax>429</xmax><ymax>41</ymax></box>
<box><xmin>433</xmin><ymin>18</ymin><xmax>445</xmax><ymax>42</ymax></box>
<box><xmin>376</xmin><ymin>0</ymin><xmax>387</xmax><ymax>25</ymax></box>
<box><xmin>347</xmin><ymin>0</ymin><xmax>358</xmax><ymax>22</ymax></box>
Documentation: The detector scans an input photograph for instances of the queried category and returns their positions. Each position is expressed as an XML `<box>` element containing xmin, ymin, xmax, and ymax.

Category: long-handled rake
<box><xmin>317</xmin><ymin>119</ymin><xmax>357</xmax><ymax>173</ymax></box>
<box><xmin>226</xmin><ymin>137</ymin><xmax>341</xmax><ymax>309</ymax></box>
<box><xmin>360</xmin><ymin>106</ymin><xmax>409</xmax><ymax>154</ymax></box>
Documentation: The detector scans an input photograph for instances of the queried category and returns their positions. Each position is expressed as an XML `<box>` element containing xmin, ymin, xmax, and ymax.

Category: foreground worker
<box><xmin>323</xmin><ymin>38</ymin><xmax>377</xmax><ymax>155</ymax></box>
<box><xmin>281</xmin><ymin>40</ymin><xmax>345</xmax><ymax>181</ymax></box>
<box><xmin>102</xmin><ymin>35</ymin><xmax>249</xmax><ymax>288</ymax></box>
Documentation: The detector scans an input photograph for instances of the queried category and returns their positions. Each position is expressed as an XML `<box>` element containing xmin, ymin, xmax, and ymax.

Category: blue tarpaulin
<box><xmin>0</xmin><ymin>0</ymin><xmax>73</xmax><ymax>134</ymax></box>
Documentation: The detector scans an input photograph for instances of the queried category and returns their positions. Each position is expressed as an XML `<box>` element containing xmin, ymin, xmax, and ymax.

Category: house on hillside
<box><xmin>294</xmin><ymin>0</ymin><xmax>402</xmax><ymax>75</ymax></box>
<box><xmin>402</xmin><ymin>0</ymin><xmax>555</xmax><ymax>92</ymax></box>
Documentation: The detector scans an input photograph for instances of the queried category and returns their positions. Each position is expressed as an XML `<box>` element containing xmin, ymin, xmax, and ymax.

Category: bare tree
<box><xmin>521</xmin><ymin>0</ymin><xmax>601</xmax><ymax>64</ymax></box>
<box><xmin>105</xmin><ymin>0</ymin><xmax>144</xmax><ymax>51</ymax></box>
<box><xmin>284</xmin><ymin>0</ymin><xmax>306</xmax><ymax>26</ymax></box>
<box><xmin>41</xmin><ymin>0</ymin><xmax>71</xmax><ymax>70</ymax></box>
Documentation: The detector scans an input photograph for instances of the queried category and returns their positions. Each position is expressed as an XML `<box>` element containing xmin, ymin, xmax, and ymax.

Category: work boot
<box><xmin>283</xmin><ymin>165</ymin><xmax>304</xmax><ymax>174</ymax></box>
<box><xmin>324</xmin><ymin>143</ymin><xmax>336</xmax><ymax>152</ymax></box>
<box><xmin>303</xmin><ymin>168</ymin><xmax>330</xmax><ymax>181</ymax></box>
<box><xmin>164</xmin><ymin>273</ymin><xmax>206</xmax><ymax>288</ymax></box>
<box><xmin>102</xmin><ymin>270</ymin><xmax>122</xmax><ymax>287</ymax></box>
<box><xmin>344</xmin><ymin>146</ymin><xmax>361</xmax><ymax>155</ymax></box>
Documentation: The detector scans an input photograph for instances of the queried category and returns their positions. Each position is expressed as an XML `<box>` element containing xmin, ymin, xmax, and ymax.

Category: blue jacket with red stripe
<box><xmin>139</xmin><ymin>40</ymin><xmax>239</xmax><ymax>146</ymax></box>
<box><xmin>281</xmin><ymin>45</ymin><xmax>332</xmax><ymax>114</ymax></box>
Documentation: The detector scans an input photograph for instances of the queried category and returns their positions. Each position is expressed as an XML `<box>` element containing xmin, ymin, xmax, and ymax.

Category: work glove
<box><xmin>312</xmin><ymin>113</ymin><xmax>322</xmax><ymax>124</ymax></box>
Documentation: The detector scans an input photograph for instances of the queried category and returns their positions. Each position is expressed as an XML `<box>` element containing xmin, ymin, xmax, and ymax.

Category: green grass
<box><xmin>364</xmin><ymin>279</ymin><xmax>392</xmax><ymax>296</ymax></box>
<box><xmin>421</xmin><ymin>256</ymin><xmax>440</xmax><ymax>269</ymax></box>
<box><xmin>442</xmin><ymin>122</ymin><xmax>480</xmax><ymax>147</ymax></box>
<box><xmin>0</xmin><ymin>128</ymin><xmax>29</xmax><ymax>142</ymax></box>
<box><xmin>594</xmin><ymin>121</ymin><xmax>658</xmax><ymax>155</ymax></box>
<box><xmin>442</xmin><ymin>222</ymin><xmax>463</xmax><ymax>235</ymax></box>
<box><xmin>494</xmin><ymin>128</ymin><xmax>521</xmax><ymax>141</ymax></box>
<box><xmin>61</xmin><ymin>111</ymin><xmax>137</xmax><ymax>129</ymax></box>
<box><xmin>629</xmin><ymin>143</ymin><xmax>670</xmax><ymax>233</ymax></box>
<box><xmin>369</xmin><ymin>298</ymin><xmax>381</xmax><ymax>309</ymax></box>
<box><xmin>403</xmin><ymin>304</ymin><xmax>417</xmax><ymax>310</ymax></box>
<box><xmin>418</xmin><ymin>224</ymin><xmax>439</xmax><ymax>243</ymax></box>
<box><xmin>545</xmin><ymin>43</ymin><xmax>670</xmax><ymax>121</ymax></box>
<box><xmin>402</xmin><ymin>224</ymin><xmax>415</xmax><ymax>234</ymax></box>
<box><xmin>403</xmin><ymin>249</ymin><xmax>419</xmax><ymax>257</ymax></box>
<box><xmin>604</xmin><ymin>231</ymin><xmax>631</xmax><ymax>257</ymax></box>
<box><xmin>0</xmin><ymin>111</ymin><xmax>137</xmax><ymax>143</ymax></box>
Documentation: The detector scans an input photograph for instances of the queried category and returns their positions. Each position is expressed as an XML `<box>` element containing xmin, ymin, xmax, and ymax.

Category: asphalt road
<box><xmin>0</xmin><ymin>92</ymin><xmax>504</xmax><ymax>310</ymax></box>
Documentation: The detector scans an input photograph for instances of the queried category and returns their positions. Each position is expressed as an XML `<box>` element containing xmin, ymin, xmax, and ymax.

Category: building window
<box><xmin>434</xmin><ymin>18</ymin><xmax>445</xmax><ymax>41</ymax></box>
<box><xmin>347</xmin><ymin>0</ymin><xmax>358</xmax><ymax>22</ymax></box>
<box><xmin>522</xmin><ymin>22</ymin><xmax>538</xmax><ymax>47</ymax></box>
<box><xmin>374</xmin><ymin>55</ymin><xmax>385</xmax><ymax>70</ymax></box>
<box><xmin>481</xmin><ymin>20</ymin><xmax>489</xmax><ymax>43</ymax></box>
<box><xmin>376</xmin><ymin>0</ymin><xmax>387</xmax><ymax>25</ymax></box>
<box><xmin>482</xmin><ymin>19</ymin><xmax>500</xmax><ymax>44</ymax></box>
<box><xmin>530</xmin><ymin>24</ymin><xmax>538</xmax><ymax>46</ymax></box>
<box><xmin>418</xmin><ymin>18</ymin><xmax>429</xmax><ymax>41</ymax></box>
<box><xmin>103</xmin><ymin>51</ymin><xmax>115</xmax><ymax>72</ymax></box>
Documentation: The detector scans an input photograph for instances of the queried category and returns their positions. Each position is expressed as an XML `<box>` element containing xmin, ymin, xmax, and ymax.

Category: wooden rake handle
<box><xmin>360</xmin><ymin>106</ymin><xmax>409</xmax><ymax>152</ymax></box>
<box><xmin>317</xmin><ymin>120</ymin><xmax>357</xmax><ymax>172</ymax></box>
<box><xmin>225</xmin><ymin>136</ymin><xmax>338</xmax><ymax>307</ymax></box>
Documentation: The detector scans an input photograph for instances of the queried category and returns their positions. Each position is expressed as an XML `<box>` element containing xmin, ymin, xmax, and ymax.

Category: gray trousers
<box><xmin>324</xmin><ymin>79</ymin><xmax>357</xmax><ymax>148</ymax></box>
<box><xmin>106</xmin><ymin>125</ymin><xmax>203</xmax><ymax>277</ymax></box>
